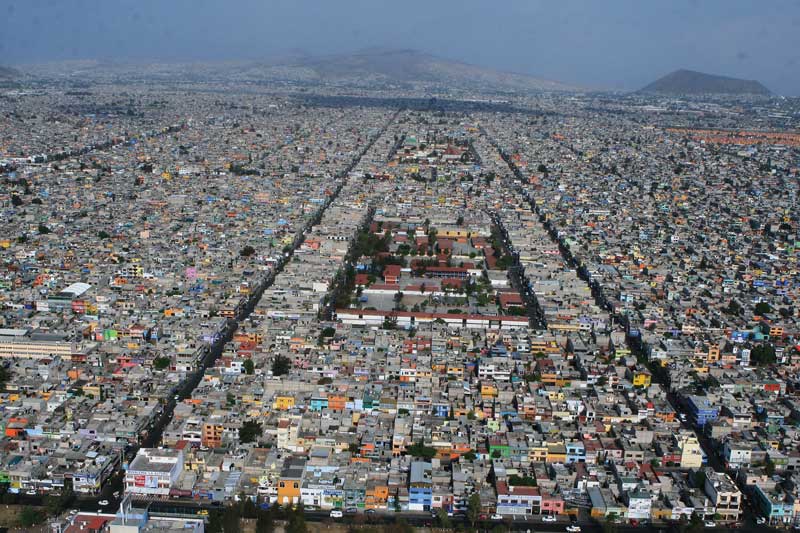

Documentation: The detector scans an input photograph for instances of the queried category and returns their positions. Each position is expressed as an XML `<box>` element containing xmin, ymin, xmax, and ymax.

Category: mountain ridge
<box><xmin>640</xmin><ymin>68</ymin><xmax>770</xmax><ymax>96</ymax></box>
<box><xmin>17</xmin><ymin>49</ymin><xmax>581</xmax><ymax>93</ymax></box>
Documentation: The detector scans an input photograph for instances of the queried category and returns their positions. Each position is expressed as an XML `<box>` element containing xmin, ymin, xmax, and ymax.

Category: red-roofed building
<box><xmin>384</xmin><ymin>265</ymin><xmax>402</xmax><ymax>284</ymax></box>
<box><xmin>498</xmin><ymin>292</ymin><xmax>524</xmax><ymax>309</ymax></box>
<box><xmin>441</xmin><ymin>278</ymin><xmax>463</xmax><ymax>290</ymax></box>
<box><xmin>496</xmin><ymin>481</ymin><xmax>541</xmax><ymax>515</ymax></box>
<box><xmin>64</xmin><ymin>514</ymin><xmax>114</xmax><ymax>533</ymax></box>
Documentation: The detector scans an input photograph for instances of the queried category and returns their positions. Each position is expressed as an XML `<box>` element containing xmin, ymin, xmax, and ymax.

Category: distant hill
<box><xmin>266</xmin><ymin>48</ymin><xmax>578</xmax><ymax>92</ymax></box>
<box><xmin>640</xmin><ymin>69</ymin><xmax>770</xmax><ymax>96</ymax></box>
<box><xmin>20</xmin><ymin>49</ymin><xmax>579</xmax><ymax>93</ymax></box>
<box><xmin>0</xmin><ymin>66</ymin><xmax>20</xmax><ymax>79</ymax></box>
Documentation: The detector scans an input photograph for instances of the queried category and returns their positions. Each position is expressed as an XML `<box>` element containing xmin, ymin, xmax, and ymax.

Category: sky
<box><xmin>1</xmin><ymin>0</ymin><xmax>799</xmax><ymax>94</ymax></box>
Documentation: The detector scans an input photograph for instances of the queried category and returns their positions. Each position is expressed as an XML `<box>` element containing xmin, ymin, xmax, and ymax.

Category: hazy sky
<box><xmin>2</xmin><ymin>0</ymin><xmax>799</xmax><ymax>94</ymax></box>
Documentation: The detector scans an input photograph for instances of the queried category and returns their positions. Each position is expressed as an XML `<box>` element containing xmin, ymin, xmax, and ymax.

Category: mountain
<box><xmin>20</xmin><ymin>49</ymin><xmax>579</xmax><ymax>93</ymax></box>
<box><xmin>268</xmin><ymin>48</ymin><xmax>578</xmax><ymax>92</ymax></box>
<box><xmin>640</xmin><ymin>69</ymin><xmax>770</xmax><ymax>96</ymax></box>
<box><xmin>0</xmin><ymin>66</ymin><xmax>21</xmax><ymax>79</ymax></box>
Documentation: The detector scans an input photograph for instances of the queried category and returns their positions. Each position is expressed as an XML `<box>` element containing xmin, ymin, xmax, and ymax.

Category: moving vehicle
<box><xmin>329</xmin><ymin>510</ymin><xmax>343</xmax><ymax>518</ymax></box>
<box><xmin>197</xmin><ymin>510</ymin><xmax>209</xmax><ymax>516</ymax></box>
<box><xmin>567</xmin><ymin>526</ymin><xmax>582</xmax><ymax>532</ymax></box>
<box><xmin>756</xmin><ymin>517</ymin><xmax>766</xmax><ymax>525</ymax></box>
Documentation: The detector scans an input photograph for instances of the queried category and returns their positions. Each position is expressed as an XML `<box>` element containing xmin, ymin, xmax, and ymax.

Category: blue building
<box><xmin>566</xmin><ymin>441</ymin><xmax>586</xmax><ymax>464</ymax></box>
<box><xmin>309</xmin><ymin>397</ymin><xmax>328</xmax><ymax>411</ymax></box>
<box><xmin>408</xmin><ymin>461</ymin><xmax>432</xmax><ymax>511</ymax></box>
<box><xmin>686</xmin><ymin>395</ymin><xmax>719</xmax><ymax>427</ymax></box>
<box><xmin>752</xmin><ymin>485</ymin><xmax>795</xmax><ymax>526</ymax></box>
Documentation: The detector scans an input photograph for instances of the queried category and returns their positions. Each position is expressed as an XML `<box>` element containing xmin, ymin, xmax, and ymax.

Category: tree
<box><xmin>240</xmin><ymin>245</ymin><xmax>256</xmax><ymax>257</ymax></box>
<box><xmin>285</xmin><ymin>505</ymin><xmax>307</xmax><ymax>533</ymax></box>
<box><xmin>241</xmin><ymin>496</ymin><xmax>258</xmax><ymax>518</ymax></box>
<box><xmin>687</xmin><ymin>512</ymin><xmax>704</xmax><ymax>533</ymax></box>
<box><xmin>44</xmin><ymin>487</ymin><xmax>75</xmax><ymax>516</ymax></box>
<box><xmin>754</xmin><ymin>301</ymin><xmax>771</xmax><ymax>315</ymax></box>
<box><xmin>271</xmin><ymin>354</ymin><xmax>292</xmax><ymax>376</ymax></box>
<box><xmin>20</xmin><ymin>508</ymin><xmax>46</xmax><ymax>527</ymax></box>
<box><xmin>751</xmin><ymin>343</ymin><xmax>777</xmax><ymax>366</ymax></box>
<box><xmin>239</xmin><ymin>420</ymin><xmax>263</xmax><ymax>444</ymax></box>
<box><xmin>255</xmin><ymin>509</ymin><xmax>274</xmax><ymax>533</ymax></box>
<box><xmin>692</xmin><ymin>470</ymin><xmax>707</xmax><ymax>489</ymax></box>
<box><xmin>37</xmin><ymin>224</ymin><xmax>50</xmax><ymax>234</ymax></box>
<box><xmin>243</xmin><ymin>359</ymin><xmax>255</xmax><ymax>375</ymax></box>
<box><xmin>0</xmin><ymin>366</ymin><xmax>11</xmax><ymax>391</ymax></box>
<box><xmin>407</xmin><ymin>441</ymin><xmax>437</xmax><ymax>460</ymax></box>
<box><xmin>223</xmin><ymin>505</ymin><xmax>241</xmax><ymax>533</ymax></box>
<box><xmin>98</xmin><ymin>230</ymin><xmax>110</xmax><ymax>239</ymax></box>
<box><xmin>602</xmin><ymin>516</ymin><xmax>619</xmax><ymax>533</ymax></box>
<box><xmin>153</xmin><ymin>356</ymin><xmax>171</xmax><ymax>371</ymax></box>
<box><xmin>11</xmin><ymin>194</ymin><xmax>23</xmax><ymax>207</ymax></box>
<box><xmin>508</xmin><ymin>474</ymin><xmax>536</xmax><ymax>486</ymax></box>
<box><xmin>725</xmin><ymin>299</ymin><xmax>742</xmax><ymax>316</ymax></box>
<box><xmin>463</xmin><ymin>450</ymin><xmax>477</xmax><ymax>461</ymax></box>
<box><xmin>436</xmin><ymin>508</ymin><xmax>453</xmax><ymax>528</ymax></box>
<box><xmin>467</xmin><ymin>492</ymin><xmax>481</xmax><ymax>527</ymax></box>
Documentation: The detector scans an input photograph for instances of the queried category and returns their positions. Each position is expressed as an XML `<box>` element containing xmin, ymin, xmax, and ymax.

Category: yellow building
<box><xmin>273</xmin><ymin>396</ymin><xmax>295</xmax><ymax>410</ymax></box>
<box><xmin>277</xmin><ymin>461</ymin><xmax>304</xmax><ymax>506</ymax></box>
<box><xmin>632</xmin><ymin>369</ymin><xmax>652</xmax><ymax>388</ymax></box>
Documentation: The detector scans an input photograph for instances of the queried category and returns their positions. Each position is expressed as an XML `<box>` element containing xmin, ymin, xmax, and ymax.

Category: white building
<box><xmin>125</xmin><ymin>448</ymin><xmax>184</xmax><ymax>497</ymax></box>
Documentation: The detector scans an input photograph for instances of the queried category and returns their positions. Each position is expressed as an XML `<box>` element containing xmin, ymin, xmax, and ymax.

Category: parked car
<box><xmin>329</xmin><ymin>510</ymin><xmax>343</xmax><ymax>518</ymax></box>
<box><xmin>704</xmin><ymin>521</ymin><xmax>716</xmax><ymax>528</ymax></box>
<box><xmin>99</xmin><ymin>500</ymin><xmax>109</xmax><ymax>506</ymax></box>
<box><xmin>567</xmin><ymin>526</ymin><xmax>582</xmax><ymax>533</ymax></box>
<box><xmin>542</xmin><ymin>514</ymin><xmax>557</xmax><ymax>522</ymax></box>
<box><xmin>490</xmin><ymin>513</ymin><xmax>503</xmax><ymax>520</ymax></box>
<box><xmin>756</xmin><ymin>517</ymin><xmax>766</xmax><ymax>525</ymax></box>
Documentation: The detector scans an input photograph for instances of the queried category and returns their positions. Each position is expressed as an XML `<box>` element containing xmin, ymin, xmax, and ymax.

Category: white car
<box><xmin>567</xmin><ymin>526</ymin><xmax>582</xmax><ymax>533</ymax></box>
<box><xmin>329</xmin><ymin>510</ymin><xmax>343</xmax><ymax>518</ymax></box>
<box><xmin>99</xmin><ymin>500</ymin><xmax>109</xmax><ymax>506</ymax></box>
<box><xmin>542</xmin><ymin>514</ymin><xmax>557</xmax><ymax>522</ymax></box>
<box><xmin>704</xmin><ymin>521</ymin><xmax>716</xmax><ymax>528</ymax></box>
<box><xmin>490</xmin><ymin>513</ymin><xmax>503</xmax><ymax>520</ymax></box>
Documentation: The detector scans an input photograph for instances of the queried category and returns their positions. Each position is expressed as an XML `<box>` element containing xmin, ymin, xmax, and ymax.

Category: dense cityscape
<box><xmin>1</xmin><ymin>6</ymin><xmax>800</xmax><ymax>533</ymax></box>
